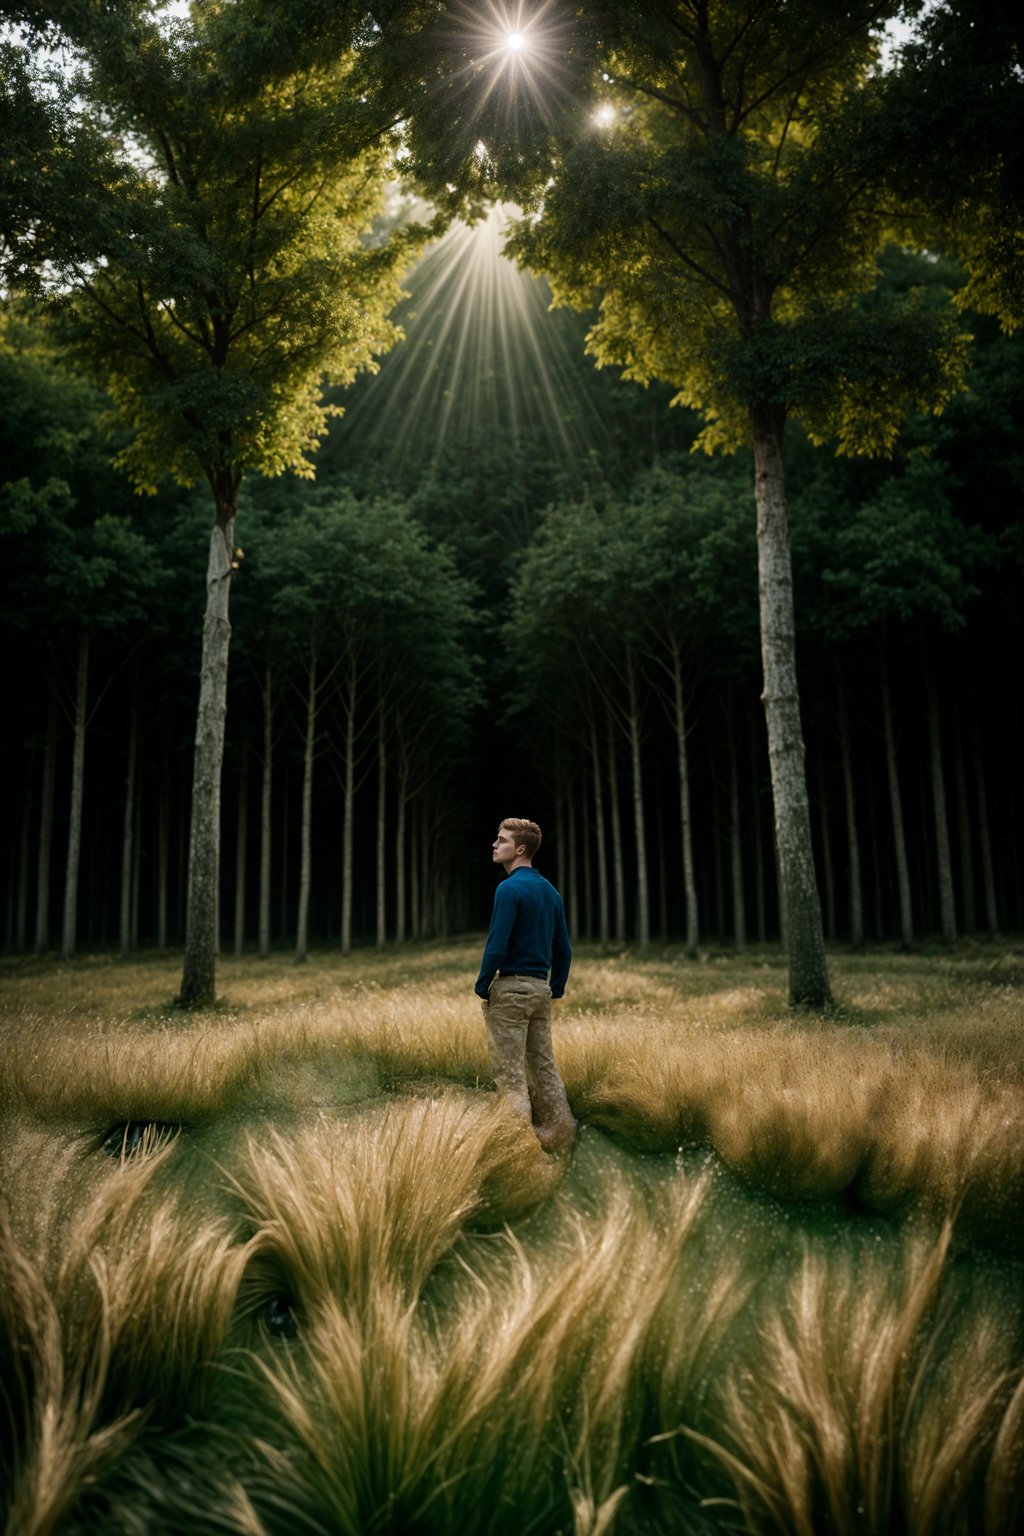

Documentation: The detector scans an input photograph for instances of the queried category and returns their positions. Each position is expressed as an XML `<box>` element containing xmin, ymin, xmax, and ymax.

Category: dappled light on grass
<box><xmin>1</xmin><ymin>941</ymin><xmax>1022</xmax><ymax>1531</ymax></box>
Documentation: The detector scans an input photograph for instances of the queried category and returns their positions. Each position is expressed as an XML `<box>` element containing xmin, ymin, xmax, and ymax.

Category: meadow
<box><xmin>1</xmin><ymin>940</ymin><xmax>1022</xmax><ymax>1535</ymax></box>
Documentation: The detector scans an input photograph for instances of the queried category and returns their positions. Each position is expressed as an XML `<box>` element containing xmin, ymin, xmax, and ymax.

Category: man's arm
<box><xmin>550</xmin><ymin>899</ymin><xmax>572</xmax><ymax>999</ymax></box>
<box><xmin>475</xmin><ymin>883</ymin><xmax>518</xmax><ymax>999</ymax></box>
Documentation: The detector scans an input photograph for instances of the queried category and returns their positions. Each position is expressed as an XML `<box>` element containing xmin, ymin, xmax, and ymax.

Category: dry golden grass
<box><xmin>0</xmin><ymin>939</ymin><xmax>1022</xmax><ymax>1533</ymax></box>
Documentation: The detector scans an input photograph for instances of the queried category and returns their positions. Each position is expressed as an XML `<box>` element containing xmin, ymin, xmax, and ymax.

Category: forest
<box><xmin>1</xmin><ymin>0</ymin><xmax>1021</xmax><ymax>987</ymax></box>
<box><xmin>2</xmin><ymin>248</ymin><xmax>1021</xmax><ymax>966</ymax></box>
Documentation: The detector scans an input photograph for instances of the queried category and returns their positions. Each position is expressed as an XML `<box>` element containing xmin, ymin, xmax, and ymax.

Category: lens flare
<box><xmin>507</xmin><ymin>31</ymin><xmax>525</xmax><ymax>50</ymax></box>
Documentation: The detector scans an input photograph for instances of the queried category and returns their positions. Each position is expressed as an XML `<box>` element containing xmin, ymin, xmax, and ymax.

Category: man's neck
<box><xmin>503</xmin><ymin>857</ymin><xmax>533</xmax><ymax>875</ymax></box>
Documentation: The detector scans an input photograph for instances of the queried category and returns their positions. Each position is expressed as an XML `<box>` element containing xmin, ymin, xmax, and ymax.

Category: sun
<box><xmin>506</xmin><ymin>30</ymin><xmax>525</xmax><ymax>50</ymax></box>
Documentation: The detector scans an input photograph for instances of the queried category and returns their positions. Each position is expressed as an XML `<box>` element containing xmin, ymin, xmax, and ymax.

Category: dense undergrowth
<box><xmin>1</xmin><ymin>941</ymin><xmax>1021</xmax><ymax>1534</ymax></box>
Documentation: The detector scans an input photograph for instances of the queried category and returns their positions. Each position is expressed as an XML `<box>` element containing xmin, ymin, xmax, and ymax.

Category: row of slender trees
<box><xmin>2</xmin><ymin>279</ymin><xmax>1020</xmax><ymax>956</ymax></box>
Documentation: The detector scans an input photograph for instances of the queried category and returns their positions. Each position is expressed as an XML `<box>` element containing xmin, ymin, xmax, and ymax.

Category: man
<box><xmin>475</xmin><ymin>818</ymin><xmax>577</xmax><ymax>1152</ymax></box>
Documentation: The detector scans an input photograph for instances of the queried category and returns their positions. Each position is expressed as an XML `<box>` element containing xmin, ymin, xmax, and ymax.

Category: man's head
<box><xmin>492</xmin><ymin>818</ymin><xmax>542</xmax><ymax>871</ymax></box>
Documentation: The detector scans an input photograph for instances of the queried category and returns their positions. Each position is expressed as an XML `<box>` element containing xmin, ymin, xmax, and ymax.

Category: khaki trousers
<box><xmin>482</xmin><ymin>974</ymin><xmax>576</xmax><ymax>1145</ymax></box>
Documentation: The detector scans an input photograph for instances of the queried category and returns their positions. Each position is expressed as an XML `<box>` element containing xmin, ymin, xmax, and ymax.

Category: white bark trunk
<box><xmin>752</xmin><ymin>411</ymin><xmax>830</xmax><ymax>1006</ymax></box>
<box><xmin>179</xmin><ymin>513</ymin><xmax>235</xmax><ymax>1005</ymax></box>
<box><xmin>60</xmin><ymin>633</ymin><xmax>89</xmax><ymax>961</ymax></box>
<box><xmin>341</xmin><ymin>658</ymin><xmax>356</xmax><ymax>956</ymax></box>
<box><xmin>296</xmin><ymin>647</ymin><xmax>316</xmax><ymax>963</ymax></box>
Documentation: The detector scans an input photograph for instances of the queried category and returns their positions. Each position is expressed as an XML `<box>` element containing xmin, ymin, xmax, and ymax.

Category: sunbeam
<box><xmin>331</xmin><ymin>201</ymin><xmax>614</xmax><ymax>475</ymax></box>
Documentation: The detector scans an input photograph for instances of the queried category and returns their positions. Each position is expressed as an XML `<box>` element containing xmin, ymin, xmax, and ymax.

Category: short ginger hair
<box><xmin>500</xmin><ymin>818</ymin><xmax>542</xmax><ymax>860</ymax></box>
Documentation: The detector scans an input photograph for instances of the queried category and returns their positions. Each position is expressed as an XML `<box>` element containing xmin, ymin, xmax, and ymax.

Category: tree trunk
<box><xmin>836</xmin><ymin>661</ymin><xmax>864</xmax><ymax>950</ymax></box>
<box><xmin>119</xmin><ymin>693</ymin><xmax>138</xmax><ymax>958</ymax></box>
<box><xmin>626</xmin><ymin>650</ymin><xmax>650</xmax><ymax>950</ymax></box>
<box><xmin>61</xmin><ymin>632</ymin><xmax>89</xmax><ymax>961</ymax></box>
<box><xmin>157</xmin><ymin>750</ymin><xmax>169</xmax><ymax>953</ymax></box>
<box><xmin>751</xmin><ymin>409</ymin><xmax>830</xmax><ymax>1005</ymax></box>
<box><xmin>880</xmin><ymin>649</ymin><xmax>913</xmax><ymax>950</ymax></box>
<box><xmin>234</xmin><ymin>742</ymin><xmax>248</xmax><ymax>957</ymax></box>
<box><xmin>259</xmin><ymin>664</ymin><xmax>273</xmax><ymax>959</ymax></box>
<box><xmin>728</xmin><ymin>707</ymin><xmax>745</xmax><ymax>952</ymax></box>
<box><xmin>589</xmin><ymin>715</ymin><xmax>610</xmax><ymax>947</ymax></box>
<box><xmin>279</xmin><ymin>785</ymin><xmax>289</xmax><ymax>943</ymax></box>
<box><xmin>34</xmin><ymin>691</ymin><xmax>57</xmax><ymax>955</ymax></box>
<box><xmin>296</xmin><ymin>645</ymin><xmax>316</xmax><ymax>964</ymax></box>
<box><xmin>131</xmin><ymin>773</ymin><xmax>142</xmax><ymax>951</ymax></box>
<box><xmin>654</xmin><ymin>769</ymin><xmax>667</xmax><ymax>941</ymax></box>
<box><xmin>179</xmin><ymin>506</ymin><xmax>236</xmax><ymax>1006</ymax></box>
<box><xmin>925</xmin><ymin>667</ymin><xmax>957</xmax><ymax>946</ymax></box>
<box><xmin>376</xmin><ymin>705</ymin><xmax>387</xmax><ymax>947</ymax></box>
<box><xmin>670</xmin><ymin>639</ymin><xmax>700</xmax><ymax>957</ymax></box>
<box><xmin>341</xmin><ymin>657</ymin><xmax>356</xmax><ymax>957</ymax></box>
<box><xmin>395</xmin><ymin>760</ymin><xmax>408</xmax><ymax>944</ymax></box>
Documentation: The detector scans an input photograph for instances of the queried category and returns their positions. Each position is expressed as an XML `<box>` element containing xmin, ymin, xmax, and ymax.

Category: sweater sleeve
<box><xmin>550</xmin><ymin>899</ymin><xmax>572</xmax><ymax>998</ymax></box>
<box><xmin>475</xmin><ymin>882</ymin><xmax>518</xmax><ymax>998</ymax></box>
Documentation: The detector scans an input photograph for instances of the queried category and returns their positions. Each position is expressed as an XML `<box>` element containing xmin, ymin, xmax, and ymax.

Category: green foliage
<box><xmin>7</xmin><ymin>2</ymin><xmax>427</xmax><ymax>501</ymax></box>
<box><xmin>817</xmin><ymin>457</ymin><xmax>988</xmax><ymax>635</ymax></box>
<box><xmin>507</xmin><ymin>455</ymin><xmax>759</xmax><ymax>713</ymax></box>
<box><xmin>233</xmin><ymin>481</ymin><xmax>482</xmax><ymax>752</ymax></box>
<box><xmin>882</xmin><ymin>0</ymin><xmax>1024</xmax><ymax>332</ymax></box>
<box><xmin>0</xmin><ymin>307</ymin><xmax>158</xmax><ymax>633</ymax></box>
<box><xmin>498</xmin><ymin>1</ymin><xmax>971</xmax><ymax>456</ymax></box>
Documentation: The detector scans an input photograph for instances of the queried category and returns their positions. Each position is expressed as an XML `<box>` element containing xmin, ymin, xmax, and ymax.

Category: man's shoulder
<box><xmin>516</xmin><ymin>869</ymin><xmax>563</xmax><ymax>903</ymax></box>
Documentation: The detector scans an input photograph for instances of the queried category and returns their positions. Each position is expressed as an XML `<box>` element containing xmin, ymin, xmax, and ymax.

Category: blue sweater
<box><xmin>475</xmin><ymin>866</ymin><xmax>572</xmax><ymax>1000</ymax></box>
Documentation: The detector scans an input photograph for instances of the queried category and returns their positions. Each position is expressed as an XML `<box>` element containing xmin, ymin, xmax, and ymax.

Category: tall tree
<box><xmin>7</xmin><ymin>3</ymin><xmax>425</xmax><ymax>1002</ymax></box>
<box><xmin>397</xmin><ymin>1</ymin><xmax>970</xmax><ymax>1002</ymax></box>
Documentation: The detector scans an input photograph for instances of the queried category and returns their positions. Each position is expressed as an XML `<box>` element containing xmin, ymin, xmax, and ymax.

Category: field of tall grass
<box><xmin>1</xmin><ymin>940</ymin><xmax>1021</xmax><ymax>1535</ymax></box>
